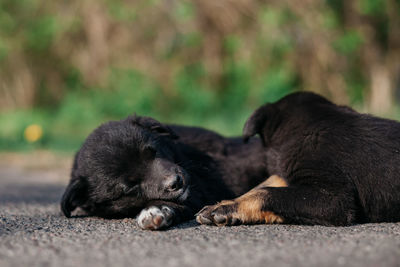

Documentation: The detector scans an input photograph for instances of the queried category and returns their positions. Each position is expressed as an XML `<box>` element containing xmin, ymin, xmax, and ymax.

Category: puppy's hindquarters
<box><xmin>196</xmin><ymin>175</ymin><xmax>359</xmax><ymax>226</ymax></box>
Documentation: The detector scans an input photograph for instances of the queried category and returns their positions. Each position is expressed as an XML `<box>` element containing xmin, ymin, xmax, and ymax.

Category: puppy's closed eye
<box><xmin>114</xmin><ymin>183</ymin><xmax>141</xmax><ymax>197</ymax></box>
<box><xmin>121</xmin><ymin>183</ymin><xmax>142</xmax><ymax>196</ymax></box>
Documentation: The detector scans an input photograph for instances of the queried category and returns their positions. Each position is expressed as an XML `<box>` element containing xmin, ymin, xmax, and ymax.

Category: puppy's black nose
<box><xmin>165</xmin><ymin>175</ymin><xmax>183</xmax><ymax>192</ymax></box>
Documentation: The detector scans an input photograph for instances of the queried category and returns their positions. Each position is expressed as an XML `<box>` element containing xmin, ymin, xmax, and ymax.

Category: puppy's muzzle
<box><xmin>164</xmin><ymin>174</ymin><xmax>184</xmax><ymax>192</ymax></box>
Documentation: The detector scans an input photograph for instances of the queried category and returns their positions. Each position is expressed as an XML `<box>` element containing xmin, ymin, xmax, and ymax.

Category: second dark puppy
<box><xmin>197</xmin><ymin>92</ymin><xmax>400</xmax><ymax>226</ymax></box>
<box><xmin>61</xmin><ymin>115</ymin><xmax>268</xmax><ymax>230</ymax></box>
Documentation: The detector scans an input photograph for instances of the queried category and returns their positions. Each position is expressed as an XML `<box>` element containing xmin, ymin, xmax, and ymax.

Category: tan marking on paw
<box><xmin>261</xmin><ymin>211</ymin><xmax>284</xmax><ymax>223</ymax></box>
<box><xmin>233</xmin><ymin>189</ymin><xmax>284</xmax><ymax>224</ymax></box>
<box><xmin>218</xmin><ymin>200</ymin><xmax>236</xmax><ymax>206</ymax></box>
<box><xmin>197</xmin><ymin>175</ymin><xmax>287</xmax><ymax>226</ymax></box>
<box><xmin>256</xmin><ymin>175</ymin><xmax>288</xmax><ymax>188</ymax></box>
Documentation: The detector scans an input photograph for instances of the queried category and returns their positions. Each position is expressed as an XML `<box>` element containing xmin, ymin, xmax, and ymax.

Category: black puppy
<box><xmin>61</xmin><ymin>115</ymin><xmax>268</xmax><ymax>230</ymax></box>
<box><xmin>197</xmin><ymin>92</ymin><xmax>400</xmax><ymax>226</ymax></box>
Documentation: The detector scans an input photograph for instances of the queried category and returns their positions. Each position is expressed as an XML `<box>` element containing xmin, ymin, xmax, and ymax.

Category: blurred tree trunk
<box><xmin>369</xmin><ymin>64</ymin><xmax>393</xmax><ymax>114</ymax></box>
<box><xmin>344</xmin><ymin>0</ymin><xmax>400</xmax><ymax>114</ymax></box>
<box><xmin>193</xmin><ymin>0</ymin><xmax>256</xmax><ymax>90</ymax></box>
<box><xmin>277</xmin><ymin>0</ymin><xmax>349</xmax><ymax>104</ymax></box>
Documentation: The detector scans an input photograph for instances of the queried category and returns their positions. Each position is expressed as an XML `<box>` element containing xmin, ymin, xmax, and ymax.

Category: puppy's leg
<box><xmin>196</xmin><ymin>175</ymin><xmax>286</xmax><ymax>225</ymax></box>
<box><xmin>137</xmin><ymin>201</ymin><xmax>193</xmax><ymax>230</ymax></box>
<box><xmin>196</xmin><ymin>175</ymin><xmax>357</xmax><ymax>226</ymax></box>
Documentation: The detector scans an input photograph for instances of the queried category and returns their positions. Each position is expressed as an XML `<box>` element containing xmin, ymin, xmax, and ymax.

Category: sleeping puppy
<box><xmin>197</xmin><ymin>92</ymin><xmax>400</xmax><ymax>226</ymax></box>
<box><xmin>61</xmin><ymin>115</ymin><xmax>268</xmax><ymax>230</ymax></box>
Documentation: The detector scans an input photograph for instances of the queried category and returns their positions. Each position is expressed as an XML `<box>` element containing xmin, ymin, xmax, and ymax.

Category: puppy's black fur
<box><xmin>61</xmin><ymin>115</ymin><xmax>267</xmax><ymax>229</ymax></box>
<box><xmin>197</xmin><ymin>92</ymin><xmax>400</xmax><ymax>226</ymax></box>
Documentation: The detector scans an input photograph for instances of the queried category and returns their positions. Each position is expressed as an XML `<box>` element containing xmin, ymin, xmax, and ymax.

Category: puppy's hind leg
<box><xmin>196</xmin><ymin>175</ymin><xmax>358</xmax><ymax>226</ymax></box>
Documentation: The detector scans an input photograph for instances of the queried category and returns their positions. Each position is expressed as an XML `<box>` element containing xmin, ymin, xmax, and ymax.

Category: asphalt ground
<box><xmin>1</xmin><ymin>152</ymin><xmax>400</xmax><ymax>267</ymax></box>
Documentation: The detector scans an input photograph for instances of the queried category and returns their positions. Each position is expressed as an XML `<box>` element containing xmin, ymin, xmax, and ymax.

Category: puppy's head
<box><xmin>61</xmin><ymin>116</ymin><xmax>190</xmax><ymax>218</ymax></box>
<box><xmin>243</xmin><ymin>92</ymin><xmax>333</xmax><ymax>145</ymax></box>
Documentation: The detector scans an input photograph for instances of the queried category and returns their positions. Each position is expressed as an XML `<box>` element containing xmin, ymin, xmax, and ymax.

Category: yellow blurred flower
<box><xmin>24</xmin><ymin>124</ymin><xmax>43</xmax><ymax>143</ymax></box>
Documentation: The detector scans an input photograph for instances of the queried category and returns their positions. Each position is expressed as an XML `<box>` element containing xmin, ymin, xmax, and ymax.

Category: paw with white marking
<box><xmin>136</xmin><ymin>206</ymin><xmax>175</xmax><ymax>230</ymax></box>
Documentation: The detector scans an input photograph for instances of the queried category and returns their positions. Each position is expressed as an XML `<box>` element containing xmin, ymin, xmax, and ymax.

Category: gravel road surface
<box><xmin>1</xmin><ymin>152</ymin><xmax>399</xmax><ymax>267</ymax></box>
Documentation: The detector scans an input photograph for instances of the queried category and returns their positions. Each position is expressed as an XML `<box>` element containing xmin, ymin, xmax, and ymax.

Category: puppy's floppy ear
<box><xmin>61</xmin><ymin>177</ymin><xmax>88</xmax><ymax>218</ymax></box>
<box><xmin>243</xmin><ymin>104</ymin><xmax>280</xmax><ymax>146</ymax></box>
<box><xmin>132</xmin><ymin>115</ymin><xmax>179</xmax><ymax>139</ymax></box>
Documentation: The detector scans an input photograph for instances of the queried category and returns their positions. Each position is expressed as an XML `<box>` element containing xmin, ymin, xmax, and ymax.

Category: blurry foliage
<box><xmin>0</xmin><ymin>0</ymin><xmax>400</xmax><ymax>151</ymax></box>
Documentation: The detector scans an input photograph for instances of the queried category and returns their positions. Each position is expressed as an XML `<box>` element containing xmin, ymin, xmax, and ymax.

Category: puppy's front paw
<box><xmin>196</xmin><ymin>201</ymin><xmax>241</xmax><ymax>226</ymax></box>
<box><xmin>136</xmin><ymin>206</ymin><xmax>175</xmax><ymax>230</ymax></box>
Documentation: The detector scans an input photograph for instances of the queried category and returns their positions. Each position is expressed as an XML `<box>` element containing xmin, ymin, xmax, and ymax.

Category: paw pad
<box><xmin>136</xmin><ymin>206</ymin><xmax>174</xmax><ymax>230</ymax></box>
<box><xmin>196</xmin><ymin>202</ymin><xmax>241</xmax><ymax>226</ymax></box>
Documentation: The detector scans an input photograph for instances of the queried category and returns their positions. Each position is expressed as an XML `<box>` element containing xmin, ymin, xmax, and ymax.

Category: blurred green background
<box><xmin>1</xmin><ymin>0</ymin><xmax>399</xmax><ymax>152</ymax></box>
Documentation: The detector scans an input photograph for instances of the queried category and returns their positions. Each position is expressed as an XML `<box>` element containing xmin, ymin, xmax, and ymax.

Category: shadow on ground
<box><xmin>0</xmin><ymin>184</ymin><xmax>65</xmax><ymax>204</ymax></box>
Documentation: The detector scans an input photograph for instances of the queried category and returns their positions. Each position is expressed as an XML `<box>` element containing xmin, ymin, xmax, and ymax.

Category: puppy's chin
<box><xmin>162</xmin><ymin>186</ymin><xmax>190</xmax><ymax>202</ymax></box>
<box><xmin>177</xmin><ymin>187</ymin><xmax>190</xmax><ymax>202</ymax></box>
<box><xmin>170</xmin><ymin>173</ymin><xmax>191</xmax><ymax>202</ymax></box>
